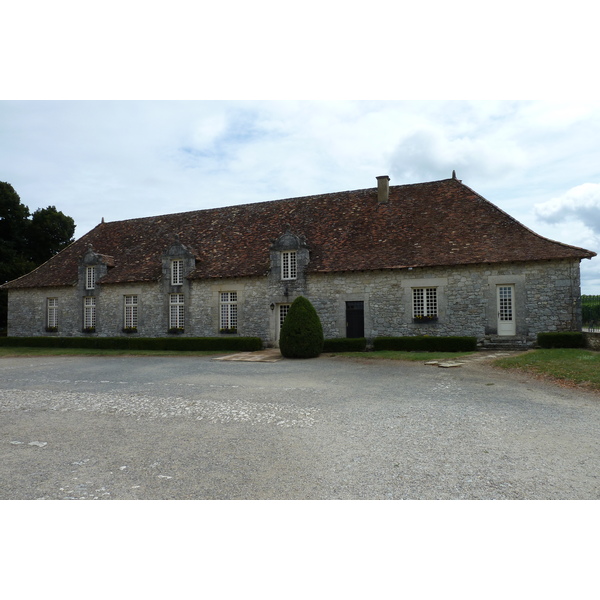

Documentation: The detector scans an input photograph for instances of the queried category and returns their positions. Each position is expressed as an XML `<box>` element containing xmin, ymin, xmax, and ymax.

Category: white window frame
<box><xmin>47</xmin><ymin>298</ymin><xmax>58</xmax><ymax>329</ymax></box>
<box><xmin>281</xmin><ymin>250</ymin><xmax>297</xmax><ymax>280</ymax></box>
<box><xmin>85</xmin><ymin>266</ymin><xmax>96</xmax><ymax>290</ymax></box>
<box><xmin>169</xmin><ymin>293</ymin><xmax>185</xmax><ymax>329</ymax></box>
<box><xmin>412</xmin><ymin>287</ymin><xmax>438</xmax><ymax>318</ymax></box>
<box><xmin>124</xmin><ymin>295</ymin><xmax>138</xmax><ymax>329</ymax></box>
<box><xmin>171</xmin><ymin>259</ymin><xmax>184</xmax><ymax>286</ymax></box>
<box><xmin>83</xmin><ymin>296</ymin><xmax>96</xmax><ymax>329</ymax></box>
<box><xmin>219</xmin><ymin>292</ymin><xmax>238</xmax><ymax>331</ymax></box>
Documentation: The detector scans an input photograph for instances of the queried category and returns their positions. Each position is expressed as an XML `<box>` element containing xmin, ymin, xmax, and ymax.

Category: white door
<box><xmin>497</xmin><ymin>285</ymin><xmax>516</xmax><ymax>336</ymax></box>
<box><xmin>276</xmin><ymin>304</ymin><xmax>291</xmax><ymax>346</ymax></box>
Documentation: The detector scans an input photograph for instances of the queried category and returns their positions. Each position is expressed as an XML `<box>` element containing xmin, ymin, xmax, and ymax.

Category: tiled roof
<box><xmin>3</xmin><ymin>178</ymin><xmax>596</xmax><ymax>289</ymax></box>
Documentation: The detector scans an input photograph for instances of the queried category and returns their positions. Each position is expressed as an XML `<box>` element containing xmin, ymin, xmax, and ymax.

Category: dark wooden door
<box><xmin>346</xmin><ymin>301</ymin><xmax>364</xmax><ymax>338</ymax></box>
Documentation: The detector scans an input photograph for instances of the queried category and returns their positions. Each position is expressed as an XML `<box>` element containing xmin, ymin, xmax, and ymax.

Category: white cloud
<box><xmin>390</xmin><ymin>127</ymin><xmax>527</xmax><ymax>183</ymax></box>
<box><xmin>534</xmin><ymin>183</ymin><xmax>600</xmax><ymax>235</ymax></box>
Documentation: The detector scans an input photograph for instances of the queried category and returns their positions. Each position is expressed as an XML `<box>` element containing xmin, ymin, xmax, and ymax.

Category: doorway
<box><xmin>346</xmin><ymin>301</ymin><xmax>365</xmax><ymax>338</ymax></box>
<box><xmin>497</xmin><ymin>285</ymin><xmax>516</xmax><ymax>336</ymax></box>
<box><xmin>276</xmin><ymin>303</ymin><xmax>291</xmax><ymax>345</ymax></box>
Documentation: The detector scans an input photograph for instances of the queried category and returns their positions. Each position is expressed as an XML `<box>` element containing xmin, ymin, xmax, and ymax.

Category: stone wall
<box><xmin>584</xmin><ymin>332</ymin><xmax>600</xmax><ymax>351</ymax></box>
<box><xmin>7</xmin><ymin>258</ymin><xmax>584</xmax><ymax>346</ymax></box>
<box><xmin>306</xmin><ymin>259</ymin><xmax>582</xmax><ymax>343</ymax></box>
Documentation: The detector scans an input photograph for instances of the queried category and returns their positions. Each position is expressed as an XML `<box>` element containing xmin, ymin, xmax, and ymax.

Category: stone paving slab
<box><xmin>425</xmin><ymin>350</ymin><xmax>525</xmax><ymax>368</ymax></box>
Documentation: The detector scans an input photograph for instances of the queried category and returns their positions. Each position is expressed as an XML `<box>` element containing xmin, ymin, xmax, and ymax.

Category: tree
<box><xmin>27</xmin><ymin>206</ymin><xmax>76</xmax><ymax>265</ymax></box>
<box><xmin>279</xmin><ymin>296</ymin><xmax>324</xmax><ymax>358</ymax></box>
<box><xmin>0</xmin><ymin>181</ymin><xmax>34</xmax><ymax>284</ymax></box>
<box><xmin>0</xmin><ymin>182</ymin><xmax>75</xmax><ymax>332</ymax></box>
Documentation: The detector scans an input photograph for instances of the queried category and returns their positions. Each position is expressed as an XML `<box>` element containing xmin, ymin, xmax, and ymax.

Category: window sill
<box><xmin>413</xmin><ymin>317</ymin><xmax>439</xmax><ymax>324</ymax></box>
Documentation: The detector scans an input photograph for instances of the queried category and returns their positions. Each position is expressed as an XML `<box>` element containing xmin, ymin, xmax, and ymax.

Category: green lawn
<box><xmin>494</xmin><ymin>348</ymin><xmax>600</xmax><ymax>391</ymax></box>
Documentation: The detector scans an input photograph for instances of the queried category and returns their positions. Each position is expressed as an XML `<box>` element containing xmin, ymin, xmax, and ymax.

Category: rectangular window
<box><xmin>281</xmin><ymin>251</ymin><xmax>297</xmax><ymax>280</ymax></box>
<box><xmin>124</xmin><ymin>295</ymin><xmax>138</xmax><ymax>329</ymax></box>
<box><xmin>171</xmin><ymin>259</ymin><xmax>184</xmax><ymax>286</ymax></box>
<box><xmin>169</xmin><ymin>293</ymin><xmax>185</xmax><ymax>329</ymax></box>
<box><xmin>220</xmin><ymin>292</ymin><xmax>238</xmax><ymax>331</ymax></box>
<box><xmin>47</xmin><ymin>298</ymin><xmax>58</xmax><ymax>329</ymax></box>
<box><xmin>85</xmin><ymin>266</ymin><xmax>96</xmax><ymax>290</ymax></box>
<box><xmin>83</xmin><ymin>296</ymin><xmax>96</xmax><ymax>329</ymax></box>
<box><xmin>413</xmin><ymin>287</ymin><xmax>438</xmax><ymax>318</ymax></box>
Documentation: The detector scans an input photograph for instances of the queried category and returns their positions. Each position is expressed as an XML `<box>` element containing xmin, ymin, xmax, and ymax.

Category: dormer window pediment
<box><xmin>270</xmin><ymin>226</ymin><xmax>307</xmax><ymax>252</ymax></box>
<box><xmin>80</xmin><ymin>246</ymin><xmax>113</xmax><ymax>290</ymax></box>
<box><xmin>270</xmin><ymin>227</ymin><xmax>309</xmax><ymax>282</ymax></box>
<box><xmin>162</xmin><ymin>238</ymin><xmax>196</xmax><ymax>286</ymax></box>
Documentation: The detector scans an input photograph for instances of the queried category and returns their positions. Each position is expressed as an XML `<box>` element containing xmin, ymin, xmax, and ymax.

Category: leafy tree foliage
<box><xmin>0</xmin><ymin>182</ymin><xmax>75</xmax><ymax>332</ymax></box>
<box><xmin>0</xmin><ymin>181</ymin><xmax>33</xmax><ymax>283</ymax></box>
<box><xmin>279</xmin><ymin>296</ymin><xmax>324</xmax><ymax>358</ymax></box>
<box><xmin>28</xmin><ymin>206</ymin><xmax>76</xmax><ymax>265</ymax></box>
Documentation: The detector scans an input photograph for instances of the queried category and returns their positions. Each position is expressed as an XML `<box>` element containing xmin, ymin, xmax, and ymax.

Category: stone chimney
<box><xmin>376</xmin><ymin>175</ymin><xmax>390</xmax><ymax>203</ymax></box>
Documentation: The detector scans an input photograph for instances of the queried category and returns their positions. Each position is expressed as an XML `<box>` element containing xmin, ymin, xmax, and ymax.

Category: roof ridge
<box><xmin>100</xmin><ymin>178</ymin><xmax>455</xmax><ymax>226</ymax></box>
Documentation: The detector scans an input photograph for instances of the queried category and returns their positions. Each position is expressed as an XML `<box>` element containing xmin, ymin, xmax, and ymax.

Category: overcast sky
<box><xmin>2</xmin><ymin>100</ymin><xmax>599</xmax><ymax>292</ymax></box>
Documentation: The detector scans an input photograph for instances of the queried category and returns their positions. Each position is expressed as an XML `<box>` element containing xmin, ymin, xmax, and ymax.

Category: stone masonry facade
<box><xmin>7</xmin><ymin>258</ymin><xmax>583</xmax><ymax>347</ymax></box>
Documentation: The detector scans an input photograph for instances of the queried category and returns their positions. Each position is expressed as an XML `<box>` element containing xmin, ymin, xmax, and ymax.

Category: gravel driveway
<box><xmin>1</xmin><ymin>353</ymin><xmax>599</xmax><ymax>499</ymax></box>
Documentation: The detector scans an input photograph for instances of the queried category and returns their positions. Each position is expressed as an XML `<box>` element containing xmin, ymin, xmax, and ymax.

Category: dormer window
<box><xmin>85</xmin><ymin>266</ymin><xmax>96</xmax><ymax>290</ymax></box>
<box><xmin>281</xmin><ymin>250</ymin><xmax>297</xmax><ymax>280</ymax></box>
<box><xmin>171</xmin><ymin>259</ymin><xmax>184</xmax><ymax>286</ymax></box>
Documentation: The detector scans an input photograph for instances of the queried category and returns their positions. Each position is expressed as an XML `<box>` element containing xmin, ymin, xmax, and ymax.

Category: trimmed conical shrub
<box><xmin>279</xmin><ymin>296</ymin><xmax>324</xmax><ymax>358</ymax></box>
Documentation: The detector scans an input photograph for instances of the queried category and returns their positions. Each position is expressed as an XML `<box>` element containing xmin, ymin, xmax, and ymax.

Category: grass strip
<box><xmin>0</xmin><ymin>347</ymin><xmax>233</xmax><ymax>358</ymax></box>
<box><xmin>327</xmin><ymin>350</ymin><xmax>477</xmax><ymax>361</ymax></box>
<box><xmin>494</xmin><ymin>348</ymin><xmax>600</xmax><ymax>390</ymax></box>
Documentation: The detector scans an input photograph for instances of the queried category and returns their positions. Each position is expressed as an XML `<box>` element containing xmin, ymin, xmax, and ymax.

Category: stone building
<box><xmin>2</xmin><ymin>175</ymin><xmax>596</xmax><ymax>347</ymax></box>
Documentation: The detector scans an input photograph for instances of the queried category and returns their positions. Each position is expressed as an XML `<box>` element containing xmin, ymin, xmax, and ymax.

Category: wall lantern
<box><xmin>270</xmin><ymin>303</ymin><xmax>275</xmax><ymax>311</ymax></box>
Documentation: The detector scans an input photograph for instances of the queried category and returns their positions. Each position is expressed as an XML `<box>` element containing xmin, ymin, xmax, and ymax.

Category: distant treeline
<box><xmin>582</xmin><ymin>295</ymin><xmax>600</xmax><ymax>324</ymax></box>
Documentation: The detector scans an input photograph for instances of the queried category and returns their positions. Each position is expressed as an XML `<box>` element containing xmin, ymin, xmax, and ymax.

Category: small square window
<box><xmin>412</xmin><ymin>287</ymin><xmax>438</xmax><ymax>320</ymax></box>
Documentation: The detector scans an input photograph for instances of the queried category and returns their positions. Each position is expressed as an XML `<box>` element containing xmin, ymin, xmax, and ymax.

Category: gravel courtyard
<box><xmin>1</xmin><ymin>353</ymin><xmax>599</xmax><ymax>500</ymax></box>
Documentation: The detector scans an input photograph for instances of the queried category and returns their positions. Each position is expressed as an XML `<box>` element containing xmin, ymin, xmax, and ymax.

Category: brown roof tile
<box><xmin>3</xmin><ymin>178</ymin><xmax>596</xmax><ymax>289</ymax></box>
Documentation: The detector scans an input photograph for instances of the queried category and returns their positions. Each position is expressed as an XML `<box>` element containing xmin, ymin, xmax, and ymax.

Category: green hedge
<box><xmin>537</xmin><ymin>332</ymin><xmax>585</xmax><ymax>349</ymax></box>
<box><xmin>373</xmin><ymin>336</ymin><xmax>477</xmax><ymax>352</ymax></box>
<box><xmin>0</xmin><ymin>336</ymin><xmax>263</xmax><ymax>352</ymax></box>
<box><xmin>322</xmin><ymin>338</ymin><xmax>367</xmax><ymax>352</ymax></box>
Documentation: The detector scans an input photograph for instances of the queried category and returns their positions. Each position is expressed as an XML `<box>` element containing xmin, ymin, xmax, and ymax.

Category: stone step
<box><xmin>482</xmin><ymin>345</ymin><xmax>529</xmax><ymax>351</ymax></box>
<box><xmin>482</xmin><ymin>338</ymin><xmax>531</xmax><ymax>351</ymax></box>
